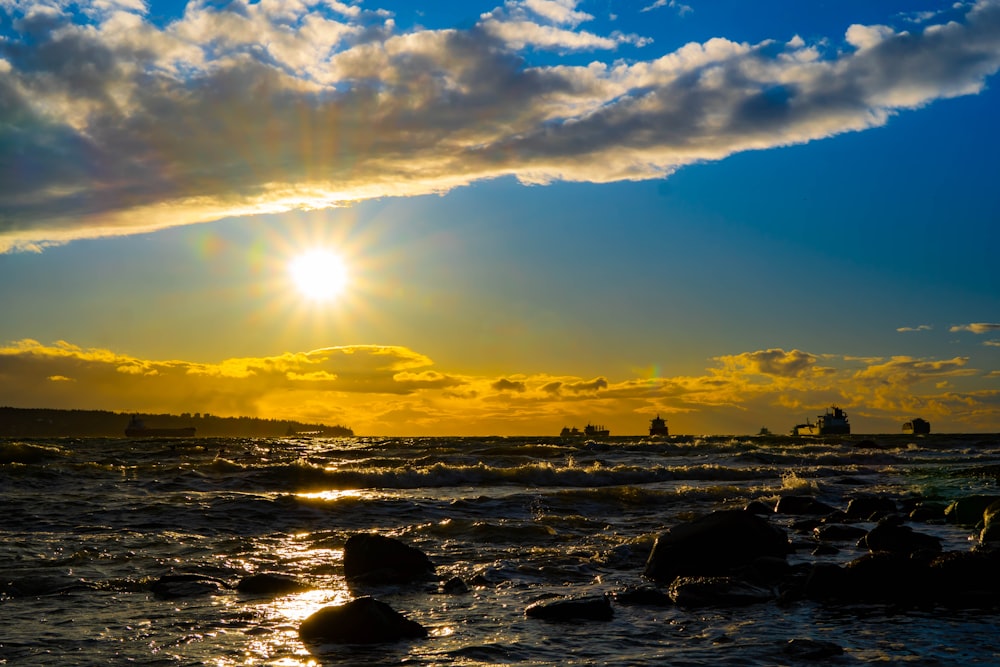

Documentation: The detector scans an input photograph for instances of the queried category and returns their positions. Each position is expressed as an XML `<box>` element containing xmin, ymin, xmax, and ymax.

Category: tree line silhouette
<box><xmin>0</xmin><ymin>407</ymin><xmax>353</xmax><ymax>437</ymax></box>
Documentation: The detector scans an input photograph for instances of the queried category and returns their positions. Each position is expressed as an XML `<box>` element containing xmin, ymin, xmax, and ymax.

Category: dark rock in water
<box><xmin>813</xmin><ymin>524</ymin><xmax>867</xmax><ymax>542</ymax></box>
<box><xmin>743</xmin><ymin>500</ymin><xmax>773</xmax><ymax>515</ymax></box>
<box><xmin>944</xmin><ymin>495</ymin><xmax>1000</xmax><ymax>526</ymax></box>
<box><xmin>150</xmin><ymin>574</ymin><xmax>228</xmax><ymax>598</ymax></box>
<box><xmin>981</xmin><ymin>500</ymin><xmax>1000</xmax><ymax>544</ymax></box>
<box><xmin>774</xmin><ymin>496</ymin><xmax>836</xmax><ymax>516</ymax></box>
<box><xmin>343</xmin><ymin>533</ymin><xmax>434</xmax><ymax>586</ymax></box>
<box><xmin>908</xmin><ymin>502</ymin><xmax>947</xmax><ymax>523</ymax></box>
<box><xmin>440</xmin><ymin>576</ymin><xmax>469</xmax><ymax>594</ymax></box>
<box><xmin>860</xmin><ymin>516</ymin><xmax>942</xmax><ymax>555</ymax></box>
<box><xmin>668</xmin><ymin>575</ymin><xmax>774</xmax><ymax>607</ymax></box>
<box><xmin>845</xmin><ymin>495</ymin><xmax>898</xmax><ymax>521</ymax></box>
<box><xmin>843</xmin><ymin>551</ymin><xmax>929</xmax><ymax>604</ymax></box>
<box><xmin>299</xmin><ymin>596</ymin><xmax>427</xmax><ymax>644</ymax></box>
<box><xmin>783</xmin><ymin>638</ymin><xmax>844</xmax><ymax>660</ymax></box>
<box><xmin>236</xmin><ymin>573</ymin><xmax>310</xmax><ymax>596</ymax></box>
<box><xmin>644</xmin><ymin>510</ymin><xmax>788</xmax><ymax>584</ymax></box>
<box><xmin>930</xmin><ymin>550</ymin><xmax>1000</xmax><ymax>607</ymax></box>
<box><xmin>612</xmin><ymin>585</ymin><xmax>673</xmax><ymax>607</ymax></box>
<box><xmin>525</xmin><ymin>594</ymin><xmax>613</xmax><ymax>621</ymax></box>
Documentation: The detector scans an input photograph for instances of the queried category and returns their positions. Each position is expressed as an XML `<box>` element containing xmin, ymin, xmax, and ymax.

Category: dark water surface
<box><xmin>2</xmin><ymin>434</ymin><xmax>1000</xmax><ymax>665</ymax></box>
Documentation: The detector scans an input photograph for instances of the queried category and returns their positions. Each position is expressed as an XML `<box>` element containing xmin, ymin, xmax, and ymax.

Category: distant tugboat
<box><xmin>649</xmin><ymin>415</ymin><xmax>669</xmax><ymax>436</ymax></box>
<box><xmin>791</xmin><ymin>406</ymin><xmax>850</xmax><ymax>436</ymax></box>
<box><xmin>902</xmin><ymin>418</ymin><xmax>931</xmax><ymax>435</ymax></box>
<box><xmin>125</xmin><ymin>415</ymin><xmax>196</xmax><ymax>438</ymax></box>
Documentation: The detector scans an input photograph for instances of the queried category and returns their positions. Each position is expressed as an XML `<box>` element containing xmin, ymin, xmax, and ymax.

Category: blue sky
<box><xmin>0</xmin><ymin>0</ymin><xmax>997</xmax><ymax>435</ymax></box>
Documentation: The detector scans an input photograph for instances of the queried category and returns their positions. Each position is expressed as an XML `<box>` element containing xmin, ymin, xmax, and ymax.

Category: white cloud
<box><xmin>950</xmin><ymin>323</ymin><xmax>1000</xmax><ymax>334</ymax></box>
<box><xmin>1</xmin><ymin>0</ymin><xmax>1000</xmax><ymax>251</ymax></box>
<box><xmin>897</xmin><ymin>324</ymin><xmax>933</xmax><ymax>332</ymax></box>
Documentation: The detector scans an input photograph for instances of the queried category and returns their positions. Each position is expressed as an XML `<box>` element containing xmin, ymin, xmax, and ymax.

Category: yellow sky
<box><xmin>2</xmin><ymin>339</ymin><xmax>995</xmax><ymax>435</ymax></box>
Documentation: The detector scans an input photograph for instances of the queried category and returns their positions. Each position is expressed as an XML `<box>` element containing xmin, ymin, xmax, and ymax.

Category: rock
<box><xmin>842</xmin><ymin>551</ymin><xmax>928</xmax><ymax>604</ymax></box>
<box><xmin>774</xmin><ymin>496</ymin><xmax>836</xmax><ymax>516</ymax></box>
<box><xmin>845</xmin><ymin>495</ymin><xmax>898</xmax><ymax>521</ymax></box>
<box><xmin>860</xmin><ymin>516</ymin><xmax>942</xmax><ymax>555</ymax></box>
<box><xmin>644</xmin><ymin>510</ymin><xmax>788</xmax><ymax>584</ymax></box>
<box><xmin>668</xmin><ymin>576</ymin><xmax>774</xmax><ymax>607</ymax></box>
<box><xmin>944</xmin><ymin>495</ymin><xmax>1000</xmax><ymax>526</ymax></box>
<box><xmin>743</xmin><ymin>500</ymin><xmax>773</xmax><ymax>515</ymax></box>
<box><xmin>440</xmin><ymin>576</ymin><xmax>469</xmax><ymax>594</ymax></box>
<box><xmin>343</xmin><ymin>533</ymin><xmax>434</xmax><ymax>586</ymax></box>
<box><xmin>930</xmin><ymin>550</ymin><xmax>1000</xmax><ymax>607</ymax></box>
<box><xmin>908</xmin><ymin>503</ymin><xmax>946</xmax><ymax>522</ymax></box>
<box><xmin>150</xmin><ymin>574</ymin><xmax>228</xmax><ymax>598</ymax></box>
<box><xmin>236</xmin><ymin>573</ymin><xmax>310</xmax><ymax>596</ymax></box>
<box><xmin>525</xmin><ymin>594</ymin><xmax>613</xmax><ymax>621</ymax></box>
<box><xmin>299</xmin><ymin>596</ymin><xmax>427</xmax><ymax>644</ymax></box>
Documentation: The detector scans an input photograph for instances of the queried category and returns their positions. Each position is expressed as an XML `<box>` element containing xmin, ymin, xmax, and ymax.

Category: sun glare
<box><xmin>289</xmin><ymin>249</ymin><xmax>349</xmax><ymax>301</ymax></box>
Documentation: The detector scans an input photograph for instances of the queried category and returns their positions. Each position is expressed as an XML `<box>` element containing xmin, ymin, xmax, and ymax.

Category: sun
<box><xmin>288</xmin><ymin>249</ymin><xmax>349</xmax><ymax>301</ymax></box>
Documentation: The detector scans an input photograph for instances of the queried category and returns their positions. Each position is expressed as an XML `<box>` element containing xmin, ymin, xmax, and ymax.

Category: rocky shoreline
<box><xmin>25</xmin><ymin>489</ymin><xmax>993</xmax><ymax>655</ymax></box>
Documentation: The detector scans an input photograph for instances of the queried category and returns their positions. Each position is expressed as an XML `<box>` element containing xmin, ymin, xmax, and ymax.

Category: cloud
<box><xmin>714</xmin><ymin>348</ymin><xmax>820</xmax><ymax>378</ymax></box>
<box><xmin>1</xmin><ymin>339</ymin><xmax>997</xmax><ymax>433</ymax></box>
<box><xmin>985</xmin><ymin>340</ymin><xmax>1000</xmax><ymax>347</ymax></box>
<box><xmin>897</xmin><ymin>324</ymin><xmax>933</xmax><ymax>332</ymax></box>
<box><xmin>1</xmin><ymin>1</ymin><xmax>999</xmax><ymax>251</ymax></box>
<box><xmin>950</xmin><ymin>322</ymin><xmax>1000</xmax><ymax>334</ymax></box>
<box><xmin>641</xmin><ymin>0</ymin><xmax>693</xmax><ymax>16</ymax></box>
<box><xmin>492</xmin><ymin>377</ymin><xmax>527</xmax><ymax>392</ymax></box>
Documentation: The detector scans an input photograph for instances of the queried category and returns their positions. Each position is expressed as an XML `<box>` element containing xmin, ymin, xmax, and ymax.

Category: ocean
<box><xmin>2</xmin><ymin>433</ymin><xmax>1000</xmax><ymax>666</ymax></box>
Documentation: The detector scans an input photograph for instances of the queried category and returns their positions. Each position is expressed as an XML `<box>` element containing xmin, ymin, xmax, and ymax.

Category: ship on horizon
<box><xmin>649</xmin><ymin>414</ymin><xmax>669</xmax><ymax>436</ymax></box>
<box><xmin>791</xmin><ymin>406</ymin><xmax>850</xmax><ymax>436</ymax></box>
<box><xmin>560</xmin><ymin>423</ymin><xmax>610</xmax><ymax>438</ymax></box>
<box><xmin>902</xmin><ymin>418</ymin><xmax>931</xmax><ymax>434</ymax></box>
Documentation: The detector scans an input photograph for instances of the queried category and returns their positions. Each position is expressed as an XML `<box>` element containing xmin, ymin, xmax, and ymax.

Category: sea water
<box><xmin>2</xmin><ymin>434</ymin><xmax>1000</xmax><ymax>665</ymax></box>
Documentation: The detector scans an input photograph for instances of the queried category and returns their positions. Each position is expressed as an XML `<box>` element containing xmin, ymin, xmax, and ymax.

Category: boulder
<box><xmin>343</xmin><ymin>533</ymin><xmax>434</xmax><ymax>586</ymax></box>
<box><xmin>860</xmin><ymin>516</ymin><xmax>942</xmax><ymax>555</ymax></box>
<box><xmin>299</xmin><ymin>597</ymin><xmax>427</xmax><ymax>644</ymax></box>
<box><xmin>929</xmin><ymin>550</ymin><xmax>1000</xmax><ymax>607</ymax></box>
<box><xmin>944</xmin><ymin>495</ymin><xmax>1000</xmax><ymax>526</ymax></box>
<box><xmin>643</xmin><ymin>510</ymin><xmax>788</xmax><ymax>584</ymax></box>
<box><xmin>525</xmin><ymin>594</ymin><xmax>613</xmax><ymax>621</ymax></box>
<box><xmin>845</xmin><ymin>495</ymin><xmax>898</xmax><ymax>521</ymax></box>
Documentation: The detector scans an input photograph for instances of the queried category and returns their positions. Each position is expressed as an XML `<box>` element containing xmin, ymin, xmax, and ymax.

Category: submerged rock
<box><xmin>299</xmin><ymin>596</ymin><xmax>428</xmax><ymax>644</ymax></box>
<box><xmin>668</xmin><ymin>576</ymin><xmax>774</xmax><ymax>607</ymax></box>
<box><xmin>236</xmin><ymin>573</ymin><xmax>310</xmax><ymax>596</ymax></box>
<box><xmin>525</xmin><ymin>594</ymin><xmax>613</xmax><ymax>621</ymax></box>
<box><xmin>783</xmin><ymin>638</ymin><xmax>844</xmax><ymax>660</ymax></box>
<box><xmin>150</xmin><ymin>574</ymin><xmax>228</xmax><ymax>598</ymax></box>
